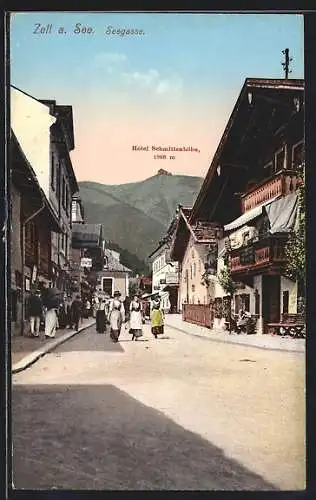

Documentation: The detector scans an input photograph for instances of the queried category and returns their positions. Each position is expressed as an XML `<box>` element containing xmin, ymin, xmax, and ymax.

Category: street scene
<box><xmin>9</xmin><ymin>12</ymin><xmax>305</xmax><ymax>491</ymax></box>
<box><xmin>12</xmin><ymin>321</ymin><xmax>304</xmax><ymax>490</ymax></box>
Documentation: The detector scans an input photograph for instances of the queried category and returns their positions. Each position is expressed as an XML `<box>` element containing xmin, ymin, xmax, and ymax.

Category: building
<box><xmin>94</xmin><ymin>247</ymin><xmax>131</xmax><ymax>299</ymax></box>
<box><xmin>40</xmin><ymin>99</ymin><xmax>79</xmax><ymax>293</ymax></box>
<box><xmin>71</xmin><ymin>223</ymin><xmax>104</xmax><ymax>299</ymax></box>
<box><xmin>221</xmin><ymin>78</ymin><xmax>304</xmax><ymax>333</ymax></box>
<box><xmin>148</xmin><ymin>215</ymin><xmax>180</xmax><ymax>312</ymax></box>
<box><xmin>177</xmin><ymin>77</ymin><xmax>304</xmax><ymax>333</ymax></box>
<box><xmin>170</xmin><ymin>207</ymin><xmax>223</xmax><ymax>313</ymax></box>
<box><xmin>10</xmin><ymin>131</ymin><xmax>61</xmax><ymax>336</ymax></box>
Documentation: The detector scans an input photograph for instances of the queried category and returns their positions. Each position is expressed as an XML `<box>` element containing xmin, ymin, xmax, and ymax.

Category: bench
<box><xmin>225</xmin><ymin>314</ymin><xmax>258</xmax><ymax>334</ymax></box>
<box><xmin>267</xmin><ymin>313</ymin><xmax>305</xmax><ymax>338</ymax></box>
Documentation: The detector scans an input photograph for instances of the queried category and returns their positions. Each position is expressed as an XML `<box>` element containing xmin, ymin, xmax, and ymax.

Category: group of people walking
<box><xmin>94</xmin><ymin>291</ymin><xmax>165</xmax><ymax>342</ymax></box>
<box><xmin>28</xmin><ymin>287</ymin><xmax>166</xmax><ymax>342</ymax></box>
<box><xmin>28</xmin><ymin>288</ymin><xmax>85</xmax><ymax>339</ymax></box>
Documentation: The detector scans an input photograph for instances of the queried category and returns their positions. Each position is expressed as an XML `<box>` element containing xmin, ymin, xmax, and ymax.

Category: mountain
<box><xmin>78</xmin><ymin>172</ymin><xmax>203</xmax><ymax>272</ymax></box>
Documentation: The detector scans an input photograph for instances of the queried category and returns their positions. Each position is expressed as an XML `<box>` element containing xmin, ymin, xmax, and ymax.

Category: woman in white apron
<box><xmin>129</xmin><ymin>296</ymin><xmax>143</xmax><ymax>341</ymax></box>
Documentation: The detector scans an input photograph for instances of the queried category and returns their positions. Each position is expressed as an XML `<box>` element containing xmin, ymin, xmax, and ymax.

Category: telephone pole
<box><xmin>281</xmin><ymin>48</ymin><xmax>292</xmax><ymax>79</ymax></box>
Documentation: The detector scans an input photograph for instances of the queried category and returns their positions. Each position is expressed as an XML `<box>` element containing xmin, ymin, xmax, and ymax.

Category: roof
<box><xmin>189</xmin><ymin>77</ymin><xmax>304</xmax><ymax>223</ymax></box>
<box><xmin>103</xmin><ymin>248</ymin><xmax>132</xmax><ymax>273</ymax></box>
<box><xmin>72</xmin><ymin>223</ymin><xmax>102</xmax><ymax>248</ymax></box>
<box><xmin>181</xmin><ymin>207</ymin><xmax>192</xmax><ymax>219</ymax></box>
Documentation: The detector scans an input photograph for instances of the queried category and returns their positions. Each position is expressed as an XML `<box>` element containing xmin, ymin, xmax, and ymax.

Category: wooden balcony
<box><xmin>182</xmin><ymin>304</ymin><xmax>212</xmax><ymax>328</ymax></box>
<box><xmin>230</xmin><ymin>236</ymin><xmax>287</xmax><ymax>275</ymax></box>
<box><xmin>241</xmin><ymin>170</ymin><xmax>300</xmax><ymax>213</ymax></box>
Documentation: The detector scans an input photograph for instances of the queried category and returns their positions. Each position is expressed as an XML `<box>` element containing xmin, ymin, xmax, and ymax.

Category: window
<box><xmin>65</xmin><ymin>233</ymin><xmax>68</xmax><ymax>258</ymax></box>
<box><xmin>65</xmin><ymin>187</ymin><xmax>69</xmax><ymax>215</ymax></box>
<box><xmin>264</xmin><ymin>161</ymin><xmax>274</xmax><ymax>178</ymax></box>
<box><xmin>190</xmin><ymin>264</ymin><xmax>192</xmax><ymax>280</ymax></box>
<box><xmin>102</xmin><ymin>278</ymin><xmax>113</xmax><ymax>296</ymax></box>
<box><xmin>62</xmin><ymin>177</ymin><xmax>66</xmax><ymax>209</ymax></box>
<box><xmin>56</xmin><ymin>161</ymin><xmax>61</xmax><ymax>200</ymax></box>
<box><xmin>275</xmin><ymin>147</ymin><xmax>285</xmax><ymax>172</ymax></box>
<box><xmin>240</xmin><ymin>293</ymin><xmax>250</xmax><ymax>312</ymax></box>
<box><xmin>282</xmin><ymin>291</ymin><xmax>289</xmax><ymax>314</ymax></box>
<box><xmin>51</xmin><ymin>152</ymin><xmax>55</xmax><ymax>190</ymax></box>
<box><xmin>292</xmin><ymin>141</ymin><xmax>304</xmax><ymax>170</ymax></box>
<box><xmin>198</xmin><ymin>260</ymin><xmax>201</xmax><ymax>273</ymax></box>
<box><xmin>192</xmin><ymin>249</ymin><xmax>194</xmax><ymax>259</ymax></box>
<box><xmin>193</xmin><ymin>262</ymin><xmax>196</xmax><ymax>277</ymax></box>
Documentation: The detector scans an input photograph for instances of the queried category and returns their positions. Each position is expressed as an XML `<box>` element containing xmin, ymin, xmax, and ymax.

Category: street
<box><xmin>12</xmin><ymin>322</ymin><xmax>305</xmax><ymax>491</ymax></box>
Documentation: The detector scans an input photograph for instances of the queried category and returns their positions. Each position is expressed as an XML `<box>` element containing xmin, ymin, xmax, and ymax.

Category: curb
<box><xmin>164</xmin><ymin>321</ymin><xmax>305</xmax><ymax>354</ymax></box>
<box><xmin>12</xmin><ymin>321</ymin><xmax>96</xmax><ymax>374</ymax></box>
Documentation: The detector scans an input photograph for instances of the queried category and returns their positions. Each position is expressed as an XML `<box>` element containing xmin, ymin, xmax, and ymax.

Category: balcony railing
<box><xmin>230</xmin><ymin>237</ymin><xmax>287</xmax><ymax>274</ymax></box>
<box><xmin>241</xmin><ymin>170</ymin><xmax>299</xmax><ymax>213</ymax></box>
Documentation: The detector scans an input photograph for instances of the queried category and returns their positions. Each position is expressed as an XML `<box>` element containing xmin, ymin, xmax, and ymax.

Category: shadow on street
<box><xmin>12</xmin><ymin>384</ymin><xmax>278</xmax><ymax>491</ymax></box>
<box><xmin>53</xmin><ymin>330</ymin><xmax>125</xmax><ymax>353</ymax></box>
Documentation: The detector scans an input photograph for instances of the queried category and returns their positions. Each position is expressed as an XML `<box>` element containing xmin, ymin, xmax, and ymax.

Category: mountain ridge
<box><xmin>78</xmin><ymin>173</ymin><xmax>203</xmax><ymax>272</ymax></box>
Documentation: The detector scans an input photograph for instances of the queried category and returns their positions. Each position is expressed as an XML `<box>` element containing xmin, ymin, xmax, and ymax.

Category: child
<box><xmin>151</xmin><ymin>299</ymin><xmax>164</xmax><ymax>339</ymax></box>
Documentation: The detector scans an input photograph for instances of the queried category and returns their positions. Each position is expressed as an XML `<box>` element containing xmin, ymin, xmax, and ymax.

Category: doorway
<box><xmin>168</xmin><ymin>286</ymin><xmax>178</xmax><ymax>313</ymax></box>
<box><xmin>262</xmin><ymin>275</ymin><xmax>280</xmax><ymax>333</ymax></box>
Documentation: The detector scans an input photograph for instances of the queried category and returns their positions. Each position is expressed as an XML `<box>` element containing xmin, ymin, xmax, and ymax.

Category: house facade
<box><xmin>148</xmin><ymin>215</ymin><xmax>180</xmax><ymax>312</ymax></box>
<box><xmin>94</xmin><ymin>247</ymin><xmax>131</xmax><ymax>299</ymax></box>
<box><xmin>10</xmin><ymin>132</ymin><xmax>60</xmax><ymax>336</ymax></box>
<box><xmin>40</xmin><ymin>99</ymin><xmax>79</xmax><ymax>293</ymax></box>
<box><xmin>71</xmin><ymin>223</ymin><xmax>104</xmax><ymax>299</ymax></box>
<box><xmin>169</xmin><ymin>206</ymin><xmax>224</xmax><ymax>323</ymax></box>
<box><xmin>179</xmin><ymin>77</ymin><xmax>304</xmax><ymax>333</ymax></box>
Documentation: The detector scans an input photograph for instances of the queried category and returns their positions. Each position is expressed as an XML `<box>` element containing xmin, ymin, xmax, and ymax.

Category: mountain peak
<box><xmin>156</xmin><ymin>168</ymin><xmax>172</xmax><ymax>176</ymax></box>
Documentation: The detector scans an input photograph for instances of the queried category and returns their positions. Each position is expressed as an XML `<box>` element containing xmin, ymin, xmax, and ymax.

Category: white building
<box><xmin>148</xmin><ymin>242</ymin><xmax>179</xmax><ymax>313</ymax></box>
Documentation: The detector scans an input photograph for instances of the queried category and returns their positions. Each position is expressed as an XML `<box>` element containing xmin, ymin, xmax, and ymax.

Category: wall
<box><xmin>96</xmin><ymin>271</ymin><xmax>128</xmax><ymax>299</ymax></box>
<box><xmin>11</xmin><ymin>183</ymin><xmax>22</xmax><ymax>285</ymax></box>
<box><xmin>11</xmin><ymin>183</ymin><xmax>22</xmax><ymax>336</ymax></box>
<box><xmin>11</xmin><ymin>87</ymin><xmax>56</xmax><ymax>202</ymax></box>
<box><xmin>180</xmin><ymin>235</ymin><xmax>209</xmax><ymax>307</ymax></box>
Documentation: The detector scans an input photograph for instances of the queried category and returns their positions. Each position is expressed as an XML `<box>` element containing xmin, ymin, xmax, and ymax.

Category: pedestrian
<box><xmin>96</xmin><ymin>298</ymin><xmax>107</xmax><ymax>334</ymax></box>
<box><xmin>92</xmin><ymin>295</ymin><xmax>99</xmax><ymax>318</ymax></box>
<box><xmin>124</xmin><ymin>295</ymin><xmax>131</xmax><ymax>322</ymax></box>
<box><xmin>44</xmin><ymin>297</ymin><xmax>59</xmax><ymax>339</ymax></box>
<box><xmin>109</xmin><ymin>291</ymin><xmax>125</xmax><ymax>343</ymax></box>
<box><xmin>109</xmin><ymin>291</ymin><xmax>125</xmax><ymax>320</ymax></box>
<box><xmin>151</xmin><ymin>299</ymin><xmax>164</xmax><ymax>339</ymax></box>
<box><xmin>129</xmin><ymin>295</ymin><xmax>143</xmax><ymax>341</ymax></box>
<box><xmin>70</xmin><ymin>295</ymin><xmax>82</xmax><ymax>331</ymax></box>
<box><xmin>28</xmin><ymin>289</ymin><xmax>43</xmax><ymax>337</ymax></box>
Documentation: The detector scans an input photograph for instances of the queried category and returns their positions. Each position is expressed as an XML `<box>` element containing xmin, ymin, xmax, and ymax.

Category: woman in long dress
<box><xmin>96</xmin><ymin>298</ymin><xmax>107</xmax><ymax>333</ymax></box>
<box><xmin>151</xmin><ymin>299</ymin><xmax>164</xmax><ymax>339</ymax></box>
<box><xmin>129</xmin><ymin>296</ymin><xmax>143</xmax><ymax>341</ymax></box>
<box><xmin>109</xmin><ymin>298</ymin><xmax>123</xmax><ymax>342</ymax></box>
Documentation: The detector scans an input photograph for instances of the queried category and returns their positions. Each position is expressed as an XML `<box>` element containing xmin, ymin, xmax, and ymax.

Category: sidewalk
<box><xmin>12</xmin><ymin>318</ymin><xmax>96</xmax><ymax>373</ymax></box>
<box><xmin>165</xmin><ymin>314</ymin><xmax>305</xmax><ymax>353</ymax></box>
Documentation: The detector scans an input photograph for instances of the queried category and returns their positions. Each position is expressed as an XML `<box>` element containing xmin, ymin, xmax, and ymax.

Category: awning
<box><xmin>224</xmin><ymin>197</ymin><xmax>279</xmax><ymax>232</ymax></box>
<box><xmin>264</xmin><ymin>193</ymin><xmax>298</xmax><ymax>234</ymax></box>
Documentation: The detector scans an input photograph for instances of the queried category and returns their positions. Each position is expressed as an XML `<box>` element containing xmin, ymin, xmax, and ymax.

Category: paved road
<box><xmin>12</xmin><ymin>323</ymin><xmax>305</xmax><ymax>490</ymax></box>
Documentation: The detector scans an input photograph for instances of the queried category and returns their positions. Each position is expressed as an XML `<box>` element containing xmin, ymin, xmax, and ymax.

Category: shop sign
<box><xmin>80</xmin><ymin>257</ymin><xmax>92</xmax><ymax>268</ymax></box>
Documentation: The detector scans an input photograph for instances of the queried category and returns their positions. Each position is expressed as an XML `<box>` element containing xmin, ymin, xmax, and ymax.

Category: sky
<box><xmin>10</xmin><ymin>12</ymin><xmax>304</xmax><ymax>185</ymax></box>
